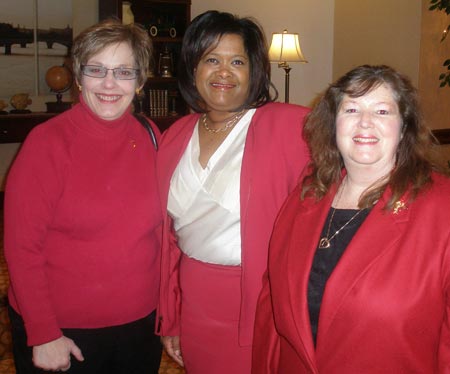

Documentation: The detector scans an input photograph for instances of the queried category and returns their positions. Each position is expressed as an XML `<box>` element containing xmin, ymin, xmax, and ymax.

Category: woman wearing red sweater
<box><xmin>4</xmin><ymin>19</ymin><xmax>162</xmax><ymax>373</ymax></box>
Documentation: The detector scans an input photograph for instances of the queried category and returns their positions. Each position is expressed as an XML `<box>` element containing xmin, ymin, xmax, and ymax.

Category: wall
<box><xmin>73</xmin><ymin>0</ymin><xmax>98</xmax><ymax>37</ymax></box>
<box><xmin>333</xmin><ymin>0</ymin><xmax>422</xmax><ymax>86</ymax></box>
<box><xmin>192</xmin><ymin>0</ymin><xmax>335</xmax><ymax>107</ymax></box>
<box><xmin>419</xmin><ymin>0</ymin><xmax>450</xmax><ymax>129</ymax></box>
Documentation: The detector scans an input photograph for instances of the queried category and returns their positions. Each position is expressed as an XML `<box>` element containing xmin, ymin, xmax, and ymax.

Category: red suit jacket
<box><xmin>253</xmin><ymin>173</ymin><xmax>450</xmax><ymax>373</ymax></box>
<box><xmin>156</xmin><ymin>102</ymin><xmax>310</xmax><ymax>346</ymax></box>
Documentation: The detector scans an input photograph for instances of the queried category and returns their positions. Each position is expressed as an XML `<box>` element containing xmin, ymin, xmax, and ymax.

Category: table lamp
<box><xmin>269</xmin><ymin>30</ymin><xmax>307</xmax><ymax>103</ymax></box>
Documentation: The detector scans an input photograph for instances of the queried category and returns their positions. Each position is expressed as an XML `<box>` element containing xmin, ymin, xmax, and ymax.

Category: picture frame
<box><xmin>0</xmin><ymin>0</ymin><xmax>72</xmax><ymax>109</ymax></box>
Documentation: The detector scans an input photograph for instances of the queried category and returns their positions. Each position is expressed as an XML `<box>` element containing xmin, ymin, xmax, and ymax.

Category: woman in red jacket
<box><xmin>252</xmin><ymin>65</ymin><xmax>450</xmax><ymax>373</ymax></box>
<box><xmin>157</xmin><ymin>10</ymin><xmax>309</xmax><ymax>374</ymax></box>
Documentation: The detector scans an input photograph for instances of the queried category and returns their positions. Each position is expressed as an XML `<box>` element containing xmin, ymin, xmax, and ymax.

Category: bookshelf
<box><xmin>99</xmin><ymin>0</ymin><xmax>191</xmax><ymax>131</ymax></box>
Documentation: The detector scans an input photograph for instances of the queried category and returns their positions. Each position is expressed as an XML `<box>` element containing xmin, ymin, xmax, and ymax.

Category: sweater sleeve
<box><xmin>4</xmin><ymin>123</ymin><xmax>67</xmax><ymax>346</ymax></box>
<box><xmin>156</xmin><ymin>216</ymin><xmax>183</xmax><ymax>337</ymax></box>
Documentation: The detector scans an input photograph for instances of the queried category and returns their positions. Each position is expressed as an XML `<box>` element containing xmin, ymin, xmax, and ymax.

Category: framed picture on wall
<box><xmin>0</xmin><ymin>0</ymin><xmax>72</xmax><ymax>107</ymax></box>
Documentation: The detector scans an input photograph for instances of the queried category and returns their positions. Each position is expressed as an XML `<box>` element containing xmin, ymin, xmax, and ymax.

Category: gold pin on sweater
<box><xmin>393</xmin><ymin>199</ymin><xmax>407</xmax><ymax>214</ymax></box>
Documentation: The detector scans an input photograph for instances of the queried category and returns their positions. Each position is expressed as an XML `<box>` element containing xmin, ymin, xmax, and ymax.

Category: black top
<box><xmin>307</xmin><ymin>207</ymin><xmax>370</xmax><ymax>345</ymax></box>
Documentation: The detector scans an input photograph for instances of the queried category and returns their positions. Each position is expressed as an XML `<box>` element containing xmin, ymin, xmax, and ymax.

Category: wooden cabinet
<box><xmin>0</xmin><ymin>113</ymin><xmax>55</xmax><ymax>143</ymax></box>
<box><xmin>99</xmin><ymin>0</ymin><xmax>191</xmax><ymax>131</ymax></box>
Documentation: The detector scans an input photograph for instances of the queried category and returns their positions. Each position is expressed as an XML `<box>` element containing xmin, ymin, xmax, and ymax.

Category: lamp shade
<box><xmin>269</xmin><ymin>30</ymin><xmax>307</xmax><ymax>63</ymax></box>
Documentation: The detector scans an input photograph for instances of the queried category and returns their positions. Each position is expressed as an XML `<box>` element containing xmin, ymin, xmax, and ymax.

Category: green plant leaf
<box><xmin>440</xmin><ymin>73</ymin><xmax>450</xmax><ymax>87</ymax></box>
<box><xmin>429</xmin><ymin>0</ymin><xmax>450</xmax><ymax>13</ymax></box>
<box><xmin>430</xmin><ymin>0</ymin><xmax>450</xmax><ymax>87</ymax></box>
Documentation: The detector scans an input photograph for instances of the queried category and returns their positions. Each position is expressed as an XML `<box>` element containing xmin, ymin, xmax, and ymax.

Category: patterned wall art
<box><xmin>0</xmin><ymin>0</ymin><xmax>72</xmax><ymax>100</ymax></box>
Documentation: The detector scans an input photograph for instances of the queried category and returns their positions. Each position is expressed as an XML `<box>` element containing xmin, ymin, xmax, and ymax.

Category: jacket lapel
<box><xmin>157</xmin><ymin>115</ymin><xmax>198</xmax><ymax>209</ymax></box>
<box><xmin>316</xmin><ymin>192</ymin><xmax>411</xmax><ymax>342</ymax></box>
<box><xmin>285</xmin><ymin>190</ymin><xmax>335</xmax><ymax>371</ymax></box>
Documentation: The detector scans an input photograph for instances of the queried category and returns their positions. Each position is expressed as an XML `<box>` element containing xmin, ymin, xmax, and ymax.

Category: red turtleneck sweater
<box><xmin>4</xmin><ymin>97</ymin><xmax>162</xmax><ymax>346</ymax></box>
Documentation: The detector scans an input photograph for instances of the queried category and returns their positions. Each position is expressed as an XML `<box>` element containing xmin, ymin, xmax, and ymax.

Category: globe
<box><xmin>45</xmin><ymin>64</ymin><xmax>73</xmax><ymax>113</ymax></box>
<box><xmin>45</xmin><ymin>64</ymin><xmax>73</xmax><ymax>93</ymax></box>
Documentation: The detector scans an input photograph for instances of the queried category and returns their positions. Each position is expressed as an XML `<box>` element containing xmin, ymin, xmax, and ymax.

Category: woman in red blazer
<box><xmin>253</xmin><ymin>65</ymin><xmax>450</xmax><ymax>373</ymax></box>
<box><xmin>156</xmin><ymin>10</ymin><xmax>310</xmax><ymax>374</ymax></box>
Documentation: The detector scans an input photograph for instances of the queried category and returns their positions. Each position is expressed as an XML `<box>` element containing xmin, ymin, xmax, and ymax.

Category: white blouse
<box><xmin>168</xmin><ymin>109</ymin><xmax>256</xmax><ymax>265</ymax></box>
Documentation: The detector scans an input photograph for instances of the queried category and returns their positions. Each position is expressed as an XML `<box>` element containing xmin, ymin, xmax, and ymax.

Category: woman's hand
<box><xmin>32</xmin><ymin>335</ymin><xmax>84</xmax><ymax>371</ymax></box>
<box><xmin>161</xmin><ymin>335</ymin><xmax>184</xmax><ymax>367</ymax></box>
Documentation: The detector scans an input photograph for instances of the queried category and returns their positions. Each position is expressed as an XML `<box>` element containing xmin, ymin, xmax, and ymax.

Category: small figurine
<box><xmin>10</xmin><ymin>93</ymin><xmax>32</xmax><ymax>114</ymax></box>
<box><xmin>0</xmin><ymin>99</ymin><xmax>7</xmax><ymax>114</ymax></box>
<box><xmin>158</xmin><ymin>46</ymin><xmax>174</xmax><ymax>78</ymax></box>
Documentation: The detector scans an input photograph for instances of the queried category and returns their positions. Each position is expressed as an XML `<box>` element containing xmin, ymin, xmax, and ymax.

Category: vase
<box><xmin>122</xmin><ymin>2</ymin><xmax>134</xmax><ymax>25</ymax></box>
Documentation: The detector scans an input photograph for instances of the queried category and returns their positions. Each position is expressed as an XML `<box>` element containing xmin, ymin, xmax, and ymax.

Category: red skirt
<box><xmin>179</xmin><ymin>254</ymin><xmax>252</xmax><ymax>374</ymax></box>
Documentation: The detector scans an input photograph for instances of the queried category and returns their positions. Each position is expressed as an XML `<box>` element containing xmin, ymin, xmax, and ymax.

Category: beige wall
<box><xmin>192</xmin><ymin>0</ymin><xmax>335</xmax><ymax>107</ymax></box>
<box><xmin>419</xmin><ymin>0</ymin><xmax>450</xmax><ymax>129</ymax></box>
<box><xmin>73</xmin><ymin>0</ymin><xmax>98</xmax><ymax>37</ymax></box>
<box><xmin>333</xmin><ymin>0</ymin><xmax>422</xmax><ymax>85</ymax></box>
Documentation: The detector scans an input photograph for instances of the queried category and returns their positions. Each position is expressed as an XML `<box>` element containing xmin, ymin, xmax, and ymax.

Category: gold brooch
<box><xmin>393</xmin><ymin>199</ymin><xmax>407</xmax><ymax>214</ymax></box>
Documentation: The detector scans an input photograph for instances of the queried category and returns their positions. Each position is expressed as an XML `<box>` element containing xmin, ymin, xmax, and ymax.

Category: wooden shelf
<box><xmin>147</xmin><ymin>76</ymin><xmax>177</xmax><ymax>83</ymax></box>
<box><xmin>152</xmin><ymin>36</ymin><xmax>183</xmax><ymax>44</ymax></box>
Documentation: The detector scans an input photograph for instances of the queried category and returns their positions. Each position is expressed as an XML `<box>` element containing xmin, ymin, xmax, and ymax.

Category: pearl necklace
<box><xmin>318</xmin><ymin>179</ymin><xmax>365</xmax><ymax>249</ymax></box>
<box><xmin>202</xmin><ymin>111</ymin><xmax>246</xmax><ymax>134</ymax></box>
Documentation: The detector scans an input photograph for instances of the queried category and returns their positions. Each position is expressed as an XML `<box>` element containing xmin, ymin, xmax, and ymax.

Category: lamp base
<box><xmin>282</xmin><ymin>65</ymin><xmax>292</xmax><ymax>103</ymax></box>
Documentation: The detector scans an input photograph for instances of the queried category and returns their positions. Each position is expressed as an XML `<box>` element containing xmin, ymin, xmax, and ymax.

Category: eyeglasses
<box><xmin>81</xmin><ymin>65</ymin><xmax>140</xmax><ymax>80</ymax></box>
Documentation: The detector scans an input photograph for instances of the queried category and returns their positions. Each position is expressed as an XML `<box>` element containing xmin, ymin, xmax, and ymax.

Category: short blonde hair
<box><xmin>72</xmin><ymin>18</ymin><xmax>152</xmax><ymax>87</ymax></box>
